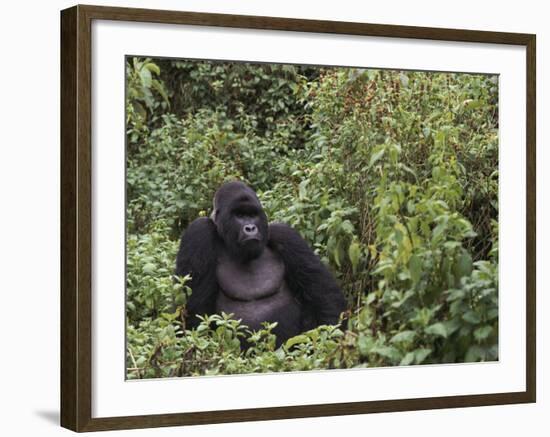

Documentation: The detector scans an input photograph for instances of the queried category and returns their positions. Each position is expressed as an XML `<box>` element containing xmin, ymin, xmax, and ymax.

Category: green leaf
<box><xmin>144</xmin><ymin>62</ymin><xmax>160</xmax><ymax>75</ymax></box>
<box><xmin>132</xmin><ymin>101</ymin><xmax>147</xmax><ymax>120</ymax></box>
<box><xmin>465</xmin><ymin>345</ymin><xmax>485</xmax><ymax>362</ymax></box>
<box><xmin>415</xmin><ymin>348</ymin><xmax>432</xmax><ymax>364</ymax></box>
<box><xmin>434</xmin><ymin>130</ymin><xmax>446</xmax><ymax>147</ymax></box>
<box><xmin>139</xmin><ymin>66</ymin><xmax>152</xmax><ymax>88</ymax></box>
<box><xmin>357</xmin><ymin>335</ymin><xmax>371</xmax><ymax>356</ymax></box>
<box><xmin>285</xmin><ymin>334</ymin><xmax>309</xmax><ymax>349</ymax></box>
<box><xmin>341</xmin><ymin>220</ymin><xmax>354</xmax><ymax>234</ymax></box>
<box><xmin>400</xmin><ymin>352</ymin><xmax>415</xmax><ymax>366</ymax></box>
<box><xmin>390</xmin><ymin>330</ymin><xmax>416</xmax><ymax>344</ymax></box>
<box><xmin>463</xmin><ymin>311</ymin><xmax>481</xmax><ymax>325</ymax></box>
<box><xmin>151</xmin><ymin>80</ymin><xmax>170</xmax><ymax>105</ymax></box>
<box><xmin>445</xmin><ymin>289</ymin><xmax>466</xmax><ymax>302</ymax></box>
<box><xmin>443</xmin><ymin>318</ymin><xmax>461</xmax><ymax>336</ymax></box>
<box><xmin>298</xmin><ymin>180</ymin><xmax>308</xmax><ymax>200</ymax></box>
<box><xmin>409</xmin><ymin>254</ymin><xmax>422</xmax><ymax>286</ymax></box>
<box><xmin>454</xmin><ymin>251</ymin><xmax>473</xmax><ymax>280</ymax></box>
<box><xmin>275</xmin><ymin>348</ymin><xmax>285</xmax><ymax>360</ymax></box>
<box><xmin>425</xmin><ymin>322</ymin><xmax>448</xmax><ymax>338</ymax></box>
<box><xmin>431</xmin><ymin>222</ymin><xmax>446</xmax><ymax>242</ymax></box>
<box><xmin>464</xmin><ymin>99</ymin><xmax>483</xmax><ymax>111</ymax></box>
<box><xmin>371</xmin><ymin>346</ymin><xmax>401</xmax><ymax>362</ymax></box>
<box><xmin>474</xmin><ymin>325</ymin><xmax>493</xmax><ymax>342</ymax></box>
<box><xmin>142</xmin><ymin>263</ymin><xmax>156</xmax><ymax>274</ymax></box>
<box><xmin>369</xmin><ymin>148</ymin><xmax>385</xmax><ymax>167</ymax></box>
<box><xmin>348</xmin><ymin>241</ymin><xmax>361</xmax><ymax>273</ymax></box>
<box><xmin>333</xmin><ymin>244</ymin><xmax>342</xmax><ymax>268</ymax></box>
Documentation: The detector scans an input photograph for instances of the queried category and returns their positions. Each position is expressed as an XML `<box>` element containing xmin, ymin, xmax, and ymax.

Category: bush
<box><xmin>126</xmin><ymin>58</ymin><xmax>499</xmax><ymax>379</ymax></box>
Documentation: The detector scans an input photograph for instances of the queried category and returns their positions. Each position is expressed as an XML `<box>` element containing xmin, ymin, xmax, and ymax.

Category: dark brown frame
<box><xmin>61</xmin><ymin>4</ymin><xmax>536</xmax><ymax>432</ymax></box>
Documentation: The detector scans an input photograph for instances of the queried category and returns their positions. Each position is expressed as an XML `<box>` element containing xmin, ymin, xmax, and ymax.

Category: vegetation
<box><xmin>126</xmin><ymin>58</ymin><xmax>499</xmax><ymax>379</ymax></box>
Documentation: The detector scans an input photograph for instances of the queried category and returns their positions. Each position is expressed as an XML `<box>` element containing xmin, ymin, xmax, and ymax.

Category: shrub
<box><xmin>126</xmin><ymin>58</ymin><xmax>499</xmax><ymax>378</ymax></box>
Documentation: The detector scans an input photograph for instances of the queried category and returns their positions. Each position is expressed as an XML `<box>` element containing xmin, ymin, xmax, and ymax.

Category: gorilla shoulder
<box><xmin>175</xmin><ymin>216</ymin><xmax>219</xmax><ymax>277</ymax></box>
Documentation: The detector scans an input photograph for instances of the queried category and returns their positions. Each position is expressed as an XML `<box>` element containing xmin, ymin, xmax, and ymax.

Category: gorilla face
<box><xmin>212</xmin><ymin>181</ymin><xmax>268</xmax><ymax>261</ymax></box>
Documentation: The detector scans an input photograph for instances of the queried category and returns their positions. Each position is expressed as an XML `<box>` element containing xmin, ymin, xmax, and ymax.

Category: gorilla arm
<box><xmin>267</xmin><ymin>223</ymin><xmax>347</xmax><ymax>326</ymax></box>
<box><xmin>175</xmin><ymin>217</ymin><xmax>219</xmax><ymax>329</ymax></box>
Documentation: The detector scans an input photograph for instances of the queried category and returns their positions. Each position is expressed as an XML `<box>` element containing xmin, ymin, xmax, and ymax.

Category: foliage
<box><xmin>126</xmin><ymin>59</ymin><xmax>499</xmax><ymax>379</ymax></box>
<box><xmin>126</xmin><ymin>57</ymin><xmax>170</xmax><ymax>146</ymax></box>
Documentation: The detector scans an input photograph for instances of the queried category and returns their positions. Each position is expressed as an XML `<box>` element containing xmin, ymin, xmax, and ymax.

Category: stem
<box><xmin>127</xmin><ymin>346</ymin><xmax>141</xmax><ymax>379</ymax></box>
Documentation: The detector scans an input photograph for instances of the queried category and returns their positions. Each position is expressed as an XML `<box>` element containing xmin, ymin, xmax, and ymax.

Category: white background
<box><xmin>93</xmin><ymin>20</ymin><xmax>526</xmax><ymax>417</ymax></box>
<box><xmin>0</xmin><ymin>0</ymin><xmax>547</xmax><ymax>435</ymax></box>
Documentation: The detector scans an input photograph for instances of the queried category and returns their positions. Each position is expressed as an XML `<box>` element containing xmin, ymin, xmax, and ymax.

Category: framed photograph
<box><xmin>60</xmin><ymin>4</ymin><xmax>536</xmax><ymax>432</ymax></box>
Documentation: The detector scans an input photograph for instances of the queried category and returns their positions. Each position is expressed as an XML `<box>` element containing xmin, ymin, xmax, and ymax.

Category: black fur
<box><xmin>175</xmin><ymin>181</ymin><xmax>346</xmax><ymax>345</ymax></box>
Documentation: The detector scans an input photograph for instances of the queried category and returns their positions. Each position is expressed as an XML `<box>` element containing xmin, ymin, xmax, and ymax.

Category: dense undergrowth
<box><xmin>126</xmin><ymin>58</ymin><xmax>498</xmax><ymax>379</ymax></box>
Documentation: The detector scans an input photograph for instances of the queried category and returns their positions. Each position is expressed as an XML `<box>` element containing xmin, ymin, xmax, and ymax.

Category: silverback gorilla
<box><xmin>175</xmin><ymin>181</ymin><xmax>346</xmax><ymax>346</ymax></box>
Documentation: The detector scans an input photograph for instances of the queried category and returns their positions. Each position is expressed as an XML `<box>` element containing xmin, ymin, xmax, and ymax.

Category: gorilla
<box><xmin>175</xmin><ymin>181</ymin><xmax>346</xmax><ymax>346</ymax></box>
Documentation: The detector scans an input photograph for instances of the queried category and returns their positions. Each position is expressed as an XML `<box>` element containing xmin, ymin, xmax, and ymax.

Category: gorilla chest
<box><xmin>215</xmin><ymin>248</ymin><xmax>301</xmax><ymax>333</ymax></box>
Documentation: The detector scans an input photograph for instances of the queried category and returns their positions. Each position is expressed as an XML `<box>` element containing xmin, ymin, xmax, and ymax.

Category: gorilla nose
<box><xmin>243</xmin><ymin>224</ymin><xmax>258</xmax><ymax>236</ymax></box>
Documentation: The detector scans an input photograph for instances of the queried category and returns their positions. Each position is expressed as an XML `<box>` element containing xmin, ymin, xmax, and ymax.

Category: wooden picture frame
<box><xmin>60</xmin><ymin>4</ymin><xmax>536</xmax><ymax>432</ymax></box>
